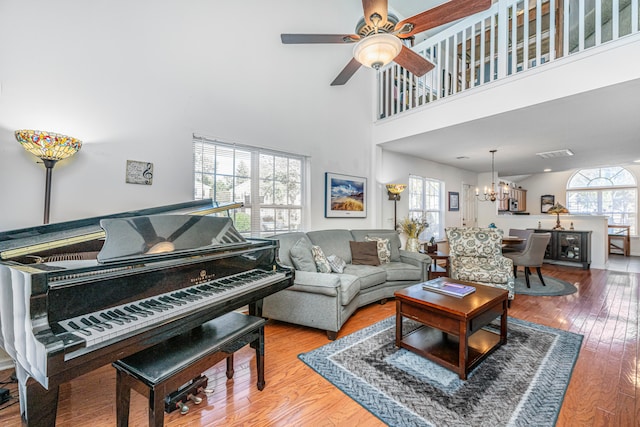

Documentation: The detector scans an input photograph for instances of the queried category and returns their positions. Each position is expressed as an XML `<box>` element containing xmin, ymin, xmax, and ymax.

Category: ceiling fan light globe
<box><xmin>353</xmin><ymin>33</ymin><xmax>402</xmax><ymax>70</ymax></box>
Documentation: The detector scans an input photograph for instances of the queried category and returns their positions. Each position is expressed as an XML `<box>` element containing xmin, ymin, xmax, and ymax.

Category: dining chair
<box><xmin>503</xmin><ymin>233</ymin><xmax>551</xmax><ymax>287</ymax></box>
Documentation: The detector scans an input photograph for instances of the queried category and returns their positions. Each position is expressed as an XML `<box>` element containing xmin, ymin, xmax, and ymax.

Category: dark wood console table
<box><xmin>531</xmin><ymin>229</ymin><xmax>591</xmax><ymax>269</ymax></box>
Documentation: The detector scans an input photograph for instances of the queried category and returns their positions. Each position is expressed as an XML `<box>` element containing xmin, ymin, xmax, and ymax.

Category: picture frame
<box><xmin>126</xmin><ymin>160</ymin><xmax>153</xmax><ymax>185</ymax></box>
<box><xmin>325</xmin><ymin>172</ymin><xmax>367</xmax><ymax>218</ymax></box>
<box><xmin>541</xmin><ymin>194</ymin><xmax>555</xmax><ymax>213</ymax></box>
<box><xmin>448</xmin><ymin>191</ymin><xmax>459</xmax><ymax>211</ymax></box>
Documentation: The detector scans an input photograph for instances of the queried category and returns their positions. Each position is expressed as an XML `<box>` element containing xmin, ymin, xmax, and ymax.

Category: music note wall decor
<box><xmin>126</xmin><ymin>160</ymin><xmax>154</xmax><ymax>185</ymax></box>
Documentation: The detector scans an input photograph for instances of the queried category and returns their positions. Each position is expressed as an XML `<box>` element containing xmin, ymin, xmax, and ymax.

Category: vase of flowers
<box><xmin>397</xmin><ymin>217</ymin><xmax>429</xmax><ymax>252</ymax></box>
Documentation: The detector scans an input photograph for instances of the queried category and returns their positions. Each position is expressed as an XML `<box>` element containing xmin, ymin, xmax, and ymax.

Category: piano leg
<box><xmin>19</xmin><ymin>377</ymin><xmax>59</xmax><ymax>427</ymax></box>
<box><xmin>248</xmin><ymin>298</ymin><xmax>263</xmax><ymax>317</ymax></box>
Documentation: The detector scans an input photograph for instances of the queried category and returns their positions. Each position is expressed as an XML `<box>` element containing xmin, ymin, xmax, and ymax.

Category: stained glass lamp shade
<box><xmin>547</xmin><ymin>202</ymin><xmax>570</xmax><ymax>230</ymax></box>
<box><xmin>386</xmin><ymin>184</ymin><xmax>406</xmax><ymax>231</ymax></box>
<box><xmin>15</xmin><ymin>130</ymin><xmax>82</xmax><ymax>224</ymax></box>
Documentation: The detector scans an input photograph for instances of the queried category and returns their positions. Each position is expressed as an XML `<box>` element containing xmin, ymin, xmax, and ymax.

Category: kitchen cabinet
<box><xmin>531</xmin><ymin>229</ymin><xmax>591</xmax><ymax>269</ymax></box>
<box><xmin>498</xmin><ymin>186</ymin><xmax>527</xmax><ymax>212</ymax></box>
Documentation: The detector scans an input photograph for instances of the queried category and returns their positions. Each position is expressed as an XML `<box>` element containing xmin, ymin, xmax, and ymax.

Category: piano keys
<box><xmin>0</xmin><ymin>199</ymin><xmax>293</xmax><ymax>426</ymax></box>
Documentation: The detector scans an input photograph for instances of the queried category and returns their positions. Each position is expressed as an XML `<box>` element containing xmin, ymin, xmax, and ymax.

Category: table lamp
<box><xmin>15</xmin><ymin>130</ymin><xmax>82</xmax><ymax>224</ymax></box>
<box><xmin>547</xmin><ymin>202</ymin><xmax>569</xmax><ymax>230</ymax></box>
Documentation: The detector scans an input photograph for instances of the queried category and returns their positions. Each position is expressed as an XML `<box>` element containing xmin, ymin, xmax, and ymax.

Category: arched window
<box><xmin>566</xmin><ymin>166</ymin><xmax>637</xmax><ymax>234</ymax></box>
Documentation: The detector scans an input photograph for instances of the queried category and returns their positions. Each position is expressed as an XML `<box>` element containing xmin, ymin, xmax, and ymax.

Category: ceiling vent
<box><xmin>536</xmin><ymin>149</ymin><xmax>574</xmax><ymax>159</ymax></box>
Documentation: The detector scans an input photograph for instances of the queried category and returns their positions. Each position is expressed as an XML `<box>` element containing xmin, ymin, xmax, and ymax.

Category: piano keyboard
<box><xmin>58</xmin><ymin>268</ymin><xmax>285</xmax><ymax>358</ymax></box>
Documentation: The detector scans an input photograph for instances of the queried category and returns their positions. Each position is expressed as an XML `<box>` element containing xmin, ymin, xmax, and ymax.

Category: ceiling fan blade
<box><xmin>394</xmin><ymin>46</ymin><xmax>435</xmax><ymax>77</ymax></box>
<box><xmin>362</xmin><ymin>0</ymin><xmax>388</xmax><ymax>27</ymax></box>
<box><xmin>281</xmin><ymin>34</ymin><xmax>360</xmax><ymax>44</ymax></box>
<box><xmin>395</xmin><ymin>0</ymin><xmax>492</xmax><ymax>38</ymax></box>
<box><xmin>330</xmin><ymin>58</ymin><xmax>362</xmax><ymax>86</ymax></box>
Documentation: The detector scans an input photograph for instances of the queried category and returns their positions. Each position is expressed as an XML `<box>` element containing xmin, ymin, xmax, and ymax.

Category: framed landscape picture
<box><xmin>325</xmin><ymin>172</ymin><xmax>367</xmax><ymax>218</ymax></box>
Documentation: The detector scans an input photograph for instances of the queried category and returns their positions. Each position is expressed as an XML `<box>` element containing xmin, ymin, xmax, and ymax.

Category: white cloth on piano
<box><xmin>0</xmin><ymin>265</ymin><xmax>48</xmax><ymax>388</ymax></box>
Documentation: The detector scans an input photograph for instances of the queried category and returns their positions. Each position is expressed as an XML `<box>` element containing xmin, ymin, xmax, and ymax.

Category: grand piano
<box><xmin>0</xmin><ymin>199</ymin><xmax>293</xmax><ymax>426</ymax></box>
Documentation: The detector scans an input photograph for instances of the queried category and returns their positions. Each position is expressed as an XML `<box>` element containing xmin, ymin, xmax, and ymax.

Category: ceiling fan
<box><xmin>281</xmin><ymin>0</ymin><xmax>492</xmax><ymax>86</ymax></box>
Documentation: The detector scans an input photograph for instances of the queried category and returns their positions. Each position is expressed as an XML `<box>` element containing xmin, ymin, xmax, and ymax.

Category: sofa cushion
<box><xmin>378</xmin><ymin>262</ymin><xmax>422</xmax><ymax>282</ymax></box>
<box><xmin>342</xmin><ymin>265</ymin><xmax>386</xmax><ymax>289</ymax></box>
<box><xmin>326</xmin><ymin>254</ymin><xmax>346</xmax><ymax>273</ymax></box>
<box><xmin>349</xmin><ymin>241</ymin><xmax>380</xmax><ymax>266</ymax></box>
<box><xmin>365</xmin><ymin>236</ymin><xmax>391</xmax><ymax>264</ymax></box>
<box><xmin>311</xmin><ymin>245</ymin><xmax>332</xmax><ymax>273</ymax></box>
<box><xmin>350</xmin><ymin>230</ymin><xmax>402</xmax><ymax>262</ymax></box>
<box><xmin>269</xmin><ymin>232</ymin><xmax>310</xmax><ymax>268</ymax></box>
<box><xmin>289</xmin><ymin>238</ymin><xmax>316</xmax><ymax>272</ymax></box>
<box><xmin>307</xmin><ymin>230</ymin><xmax>354</xmax><ymax>263</ymax></box>
<box><xmin>336</xmin><ymin>274</ymin><xmax>361</xmax><ymax>305</ymax></box>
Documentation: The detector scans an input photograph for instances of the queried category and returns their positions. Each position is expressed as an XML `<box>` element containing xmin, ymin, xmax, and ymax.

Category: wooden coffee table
<box><xmin>394</xmin><ymin>279</ymin><xmax>508</xmax><ymax>380</ymax></box>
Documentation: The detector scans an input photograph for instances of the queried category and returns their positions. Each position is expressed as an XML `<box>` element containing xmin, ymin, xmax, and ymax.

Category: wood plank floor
<box><xmin>0</xmin><ymin>260</ymin><xmax>638</xmax><ymax>426</ymax></box>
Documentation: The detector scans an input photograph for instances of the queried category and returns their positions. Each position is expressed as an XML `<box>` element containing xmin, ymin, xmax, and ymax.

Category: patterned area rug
<box><xmin>514</xmin><ymin>274</ymin><xmax>578</xmax><ymax>296</ymax></box>
<box><xmin>299</xmin><ymin>316</ymin><xmax>582</xmax><ymax>427</ymax></box>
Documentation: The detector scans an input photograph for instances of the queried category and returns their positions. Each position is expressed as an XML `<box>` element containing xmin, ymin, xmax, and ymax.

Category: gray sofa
<box><xmin>262</xmin><ymin>229</ymin><xmax>432</xmax><ymax>340</ymax></box>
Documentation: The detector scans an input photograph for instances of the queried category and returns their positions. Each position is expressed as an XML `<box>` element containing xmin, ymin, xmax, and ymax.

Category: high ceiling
<box><xmin>383</xmin><ymin>1</ymin><xmax>640</xmax><ymax>178</ymax></box>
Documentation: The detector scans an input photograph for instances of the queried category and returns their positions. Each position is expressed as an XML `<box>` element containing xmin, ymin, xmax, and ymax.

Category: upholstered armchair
<box><xmin>445</xmin><ymin>227</ymin><xmax>515</xmax><ymax>301</ymax></box>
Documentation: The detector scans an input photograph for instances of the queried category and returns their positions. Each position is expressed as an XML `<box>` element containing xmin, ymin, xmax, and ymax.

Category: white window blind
<box><xmin>193</xmin><ymin>136</ymin><xmax>306</xmax><ymax>237</ymax></box>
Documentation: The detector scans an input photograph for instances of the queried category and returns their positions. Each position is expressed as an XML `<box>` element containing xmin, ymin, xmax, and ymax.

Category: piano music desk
<box><xmin>112</xmin><ymin>311</ymin><xmax>266</xmax><ymax>427</ymax></box>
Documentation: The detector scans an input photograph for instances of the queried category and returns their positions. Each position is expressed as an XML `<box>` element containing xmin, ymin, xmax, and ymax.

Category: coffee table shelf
<box><xmin>400</xmin><ymin>325</ymin><xmax>502</xmax><ymax>374</ymax></box>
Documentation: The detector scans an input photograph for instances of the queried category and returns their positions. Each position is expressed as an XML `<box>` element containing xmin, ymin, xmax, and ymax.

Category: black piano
<box><xmin>0</xmin><ymin>199</ymin><xmax>293</xmax><ymax>426</ymax></box>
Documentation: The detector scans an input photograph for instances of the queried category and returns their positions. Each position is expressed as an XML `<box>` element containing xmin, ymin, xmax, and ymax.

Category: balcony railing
<box><xmin>378</xmin><ymin>0</ymin><xmax>640</xmax><ymax>120</ymax></box>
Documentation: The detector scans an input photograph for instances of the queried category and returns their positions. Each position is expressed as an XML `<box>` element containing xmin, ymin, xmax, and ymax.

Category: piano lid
<box><xmin>97</xmin><ymin>215</ymin><xmax>246</xmax><ymax>263</ymax></box>
<box><xmin>0</xmin><ymin>200</ymin><xmax>243</xmax><ymax>260</ymax></box>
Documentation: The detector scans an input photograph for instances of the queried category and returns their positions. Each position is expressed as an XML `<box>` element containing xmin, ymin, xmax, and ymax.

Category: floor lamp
<box><xmin>386</xmin><ymin>184</ymin><xmax>406</xmax><ymax>230</ymax></box>
<box><xmin>15</xmin><ymin>130</ymin><xmax>82</xmax><ymax>224</ymax></box>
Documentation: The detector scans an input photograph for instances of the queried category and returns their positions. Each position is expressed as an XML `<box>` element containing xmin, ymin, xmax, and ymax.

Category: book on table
<box><xmin>422</xmin><ymin>278</ymin><xmax>476</xmax><ymax>298</ymax></box>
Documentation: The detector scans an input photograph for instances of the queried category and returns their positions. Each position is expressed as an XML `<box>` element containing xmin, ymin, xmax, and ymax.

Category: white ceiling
<box><xmin>383</xmin><ymin>1</ymin><xmax>640</xmax><ymax>178</ymax></box>
<box><xmin>379</xmin><ymin>77</ymin><xmax>640</xmax><ymax>177</ymax></box>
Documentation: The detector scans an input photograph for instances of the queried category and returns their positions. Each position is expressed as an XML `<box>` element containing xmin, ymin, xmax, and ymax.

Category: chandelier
<box><xmin>476</xmin><ymin>150</ymin><xmax>509</xmax><ymax>203</ymax></box>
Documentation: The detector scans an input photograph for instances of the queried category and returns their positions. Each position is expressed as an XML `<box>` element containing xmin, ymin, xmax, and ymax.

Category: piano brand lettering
<box><xmin>191</xmin><ymin>269</ymin><xmax>216</xmax><ymax>284</ymax></box>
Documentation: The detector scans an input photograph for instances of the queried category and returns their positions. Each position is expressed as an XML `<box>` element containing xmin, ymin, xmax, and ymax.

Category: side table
<box><xmin>427</xmin><ymin>251</ymin><xmax>449</xmax><ymax>280</ymax></box>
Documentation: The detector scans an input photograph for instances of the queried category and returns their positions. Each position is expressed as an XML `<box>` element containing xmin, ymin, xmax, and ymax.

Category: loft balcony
<box><xmin>376</xmin><ymin>0</ymin><xmax>640</xmax><ymax>127</ymax></box>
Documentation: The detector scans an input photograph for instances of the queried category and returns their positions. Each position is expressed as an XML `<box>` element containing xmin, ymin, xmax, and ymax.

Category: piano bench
<box><xmin>112</xmin><ymin>311</ymin><xmax>266</xmax><ymax>427</ymax></box>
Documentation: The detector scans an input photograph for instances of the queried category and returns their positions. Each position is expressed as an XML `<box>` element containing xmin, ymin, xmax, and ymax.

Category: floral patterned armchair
<box><xmin>445</xmin><ymin>227</ymin><xmax>515</xmax><ymax>301</ymax></box>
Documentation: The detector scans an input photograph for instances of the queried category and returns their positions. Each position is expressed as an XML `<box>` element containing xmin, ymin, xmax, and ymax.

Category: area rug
<box><xmin>514</xmin><ymin>274</ymin><xmax>578</xmax><ymax>296</ymax></box>
<box><xmin>299</xmin><ymin>316</ymin><xmax>582</xmax><ymax>427</ymax></box>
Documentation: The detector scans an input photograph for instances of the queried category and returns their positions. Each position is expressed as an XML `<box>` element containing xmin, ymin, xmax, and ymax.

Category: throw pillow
<box><xmin>326</xmin><ymin>254</ymin><xmax>346</xmax><ymax>273</ymax></box>
<box><xmin>365</xmin><ymin>236</ymin><xmax>391</xmax><ymax>264</ymax></box>
<box><xmin>349</xmin><ymin>241</ymin><xmax>381</xmax><ymax>266</ymax></box>
<box><xmin>289</xmin><ymin>238</ymin><xmax>316</xmax><ymax>272</ymax></box>
<box><xmin>311</xmin><ymin>245</ymin><xmax>332</xmax><ymax>273</ymax></box>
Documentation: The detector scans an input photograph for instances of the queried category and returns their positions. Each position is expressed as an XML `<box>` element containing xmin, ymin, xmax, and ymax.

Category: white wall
<box><xmin>379</xmin><ymin>149</ymin><xmax>478</xmax><ymax>234</ymax></box>
<box><xmin>0</xmin><ymin>0</ymin><xmax>380</xmax><ymax>368</ymax></box>
<box><xmin>0</xmin><ymin>0</ymin><xmax>379</xmax><ymax>231</ymax></box>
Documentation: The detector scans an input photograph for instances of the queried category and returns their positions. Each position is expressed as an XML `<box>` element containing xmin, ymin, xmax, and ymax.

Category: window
<box><xmin>193</xmin><ymin>137</ymin><xmax>305</xmax><ymax>237</ymax></box>
<box><xmin>566</xmin><ymin>166</ymin><xmax>637</xmax><ymax>234</ymax></box>
<box><xmin>408</xmin><ymin>175</ymin><xmax>444</xmax><ymax>240</ymax></box>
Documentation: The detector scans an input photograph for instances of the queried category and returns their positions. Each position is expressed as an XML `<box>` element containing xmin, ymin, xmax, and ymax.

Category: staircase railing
<box><xmin>378</xmin><ymin>0</ymin><xmax>639</xmax><ymax>120</ymax></box>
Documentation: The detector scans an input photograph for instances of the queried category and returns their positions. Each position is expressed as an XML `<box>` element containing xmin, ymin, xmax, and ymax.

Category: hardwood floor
<box><xmin>1</xmin><ymin>260</ymin><xmax>638</xmax><ymax>426</ymax></box>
